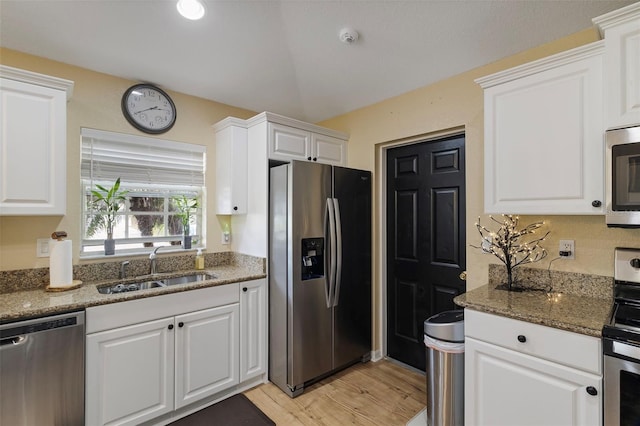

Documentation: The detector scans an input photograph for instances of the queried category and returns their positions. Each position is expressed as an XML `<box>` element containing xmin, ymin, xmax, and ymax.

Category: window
<box><xmin>81</xmin><ymin>128</ymin><xmax>206</xmax><ymax>256</ymax></box>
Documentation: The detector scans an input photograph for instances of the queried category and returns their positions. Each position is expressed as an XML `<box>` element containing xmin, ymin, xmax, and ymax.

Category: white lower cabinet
<box><xmin>86</xmin><ymin>304</ymin><xmax>239</xmax><ymax>426</ymax></box>
<box><xmin>86</xmin><ymin>281</ymin><xmax>265</xmax><ymax>426</ymax></box>
<box><xmin>86</xmin><ymin>317</ymin><xmax>175</xmax><ymax>425</ymax></box>
<box><xmin>465</xmin><ymin>309</ymin><xmax>602</xmax><ymax>426</ymax></box>
<box><xmin>240</xmin><ymin>278</ymin><xmax>267</xmax><ymax>382</ymax></box>
<box><xmin>175</xmin><ymin>304</ymin><xmax>239</xmax><ymax>409</ymax></box>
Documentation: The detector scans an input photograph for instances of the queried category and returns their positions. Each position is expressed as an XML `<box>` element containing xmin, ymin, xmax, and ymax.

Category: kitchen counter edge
<box><xmin>1</xmin><ymin>265</ymin><xmax>266</xmax><ymax>323</ymax></box>
<box><xmin>454</xmin><ymin>283</ymin><xmax>613</xmax><ymax>338</ymax></box>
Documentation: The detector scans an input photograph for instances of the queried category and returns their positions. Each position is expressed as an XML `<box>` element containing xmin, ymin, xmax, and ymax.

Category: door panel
<box><xmin>333</xmin><ymin>166</ymin><xmax>372</xmax><ymax>368</ymax></box>
<box><xmin>387</xmin><ymin>135</ymin><xmax>466</xmax><ymax>371</ymax></box>
<box><xmin>175</xmin><ymin>305</ymin><xmax>239</xmax><ymax>409</ymax></box>
<box><xmin>290</xmin><ymin>161</ymin><xmax>333</xmax><ymax>386</ymax></box>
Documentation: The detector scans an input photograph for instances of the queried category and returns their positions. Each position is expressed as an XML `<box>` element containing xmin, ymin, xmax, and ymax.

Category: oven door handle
<box><xmin>612</xmin><ymin>340</ymin><xmax>640</xmax><ymax>360</ymax></box>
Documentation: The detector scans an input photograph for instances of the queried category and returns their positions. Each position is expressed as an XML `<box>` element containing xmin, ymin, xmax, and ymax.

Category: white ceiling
<box><xmin>0</xmin><ymin>0</ymin><xmax>634</xmax><ymax>123</ymax></box>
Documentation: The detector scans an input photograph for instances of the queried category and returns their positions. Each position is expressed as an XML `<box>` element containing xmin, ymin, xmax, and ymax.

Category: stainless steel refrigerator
<box><xmin>269</xmin><ymin>160</ymin><xmax>372</xmax><ymax>397</ymax></box>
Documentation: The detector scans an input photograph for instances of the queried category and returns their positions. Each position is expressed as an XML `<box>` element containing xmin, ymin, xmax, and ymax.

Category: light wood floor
<box><xmin>244</xmin><ymin>359</ymin><xmax>426</xmax><ymax>425</ymax></box>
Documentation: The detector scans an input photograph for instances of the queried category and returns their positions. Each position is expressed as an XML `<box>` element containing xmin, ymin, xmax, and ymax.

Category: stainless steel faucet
<box><xmin>149</xmin><ymin>246</ymin><xmax>166</xmax><ymax>275</ymax></box>
<box><xmin>119</xmin><ymin>260</ymin><xmax>130</xmax><ymax>280</ymax></box>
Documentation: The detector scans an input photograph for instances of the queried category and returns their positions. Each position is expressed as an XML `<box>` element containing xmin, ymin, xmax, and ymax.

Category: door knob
<box><xmin>459</xmin><ymin>271</ymin><xmax>467</xmax><ymax>281</ymax></box>
<box><xmin>586</xmin><ymin>386</ymin><xmax>598</xmax><ymax>396</ymax></box>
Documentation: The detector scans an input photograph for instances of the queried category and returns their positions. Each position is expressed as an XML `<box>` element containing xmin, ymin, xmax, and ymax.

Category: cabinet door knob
<box><xmin>313</xmin><ymin>157</ymin><xmax>317</xmax><ymax>161</ymax></box>
<box><xmin>233</xmin><ymin>206</ymin><xmax>238</xmax><ymax>211</ymax></box>
<box><xmin>591</xmin><ymin>200</ymin><xmax>602</xmax><ymax>208</ymax></box>
<box><xmin>168</xmin><ymin>324</ymin><xmax>174</xmax><ymax>330</ymax></box>
<box><xmin>307</xmin><ymin>156</ymin><xmax>312</xmax><ymax>161</ymax></box>
<box><xmin>517</xmin><ymin>335</ymin><xmax>526</xmax><ymax>343</ymax></box>
<box><xmin>178</xmin><ymin>322</ymin><xmax>184</xmax><ymax>328</ymax></box>
<box><xmin>586</xmin><ymin>386</ymin><xmax>598</xmax><ymax>396</ymax></box>
<box><xmin>242</xmin><ymin>287</ymin><xmax>248</xmax><ymax>292</ymax></box>
<box><xmin>630</xmin><ymin>258</ymin><xmax>640</xmax><ymax>269</ymax></box>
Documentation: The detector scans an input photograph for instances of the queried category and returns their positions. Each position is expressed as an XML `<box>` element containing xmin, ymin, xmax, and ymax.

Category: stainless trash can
<box><xmin>424</xmin><ymin>310</ymin><xmax>464</xmax><ymax>426</ymax></box>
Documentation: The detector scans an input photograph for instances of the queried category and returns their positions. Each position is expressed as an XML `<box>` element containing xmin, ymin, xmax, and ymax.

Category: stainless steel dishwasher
<box><xmin>0</xmin><ymin>310</ymin><xmax>85</xmax><ymax>425</ymax></box>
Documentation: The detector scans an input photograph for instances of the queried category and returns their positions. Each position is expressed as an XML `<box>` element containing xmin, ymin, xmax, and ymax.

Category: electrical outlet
<box><xmin>559</xmin><ymin>239</ymin><xmax>575</xmax><ymax>259</ymax></box>
<box><xmin>37</xmin><ymin>238</ymin><xmax>50</xmax><ymax>257</ymax></box>
<box><xmin>221</xmin><ymin>231</ymin><xmax>230</xmax><ymax>245</ymax></box>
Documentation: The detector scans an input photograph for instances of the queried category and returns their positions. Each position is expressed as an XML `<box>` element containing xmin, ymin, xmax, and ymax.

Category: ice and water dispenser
<box><xmin>301</xmin><ymin>238</ymin><xmax>324</xmax><ymax>280</ymax></box>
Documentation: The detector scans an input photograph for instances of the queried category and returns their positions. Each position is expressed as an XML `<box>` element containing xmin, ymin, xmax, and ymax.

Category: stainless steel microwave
<box><xmin>606</xmin><ymin>126</ymin><xmax>640</xmax><ymax>227</ymax></box>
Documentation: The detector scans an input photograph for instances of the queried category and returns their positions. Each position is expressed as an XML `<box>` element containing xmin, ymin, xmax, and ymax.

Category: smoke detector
<box><xmin>339</xmin><ymin>27</ymin><xmax>359</xmax><ymax>44</ymax></box>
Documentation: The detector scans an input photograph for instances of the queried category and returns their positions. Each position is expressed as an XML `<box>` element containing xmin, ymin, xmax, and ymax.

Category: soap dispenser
<box><xmin>195</xmin><ymin>249</ymin><xmax>205</xmax><ymax>270</ymax></box>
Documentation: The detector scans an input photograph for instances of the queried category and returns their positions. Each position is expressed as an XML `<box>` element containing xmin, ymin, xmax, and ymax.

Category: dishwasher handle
<box><xmin>0</xmin><ymin>336</ymin><xmax>27</xmax><ymax>347</ymax></box>
<box><xmin>0</xmin><ymin>310</ymin><xmax>84</xmax><ymax>340</ymax></box>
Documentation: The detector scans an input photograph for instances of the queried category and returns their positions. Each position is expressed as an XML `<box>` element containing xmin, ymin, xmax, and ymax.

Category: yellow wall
<box><xmin>0</xmin><ymin>47</ymin><xmax>257</xmax><ymax>270</ymax></box>
<box><xmin>3</xmin><ymin>27</ymin><xmax>640</xmax><ymax>352</ymax></box>
<box><xmin>319</xmin><ymin>28</ymin><xmax>640</xmax><ymax>349</ymax></box>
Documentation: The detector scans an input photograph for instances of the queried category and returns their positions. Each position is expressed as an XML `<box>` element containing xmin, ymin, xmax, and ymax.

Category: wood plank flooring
<box><xmin>244</xmin><ymin>360</ymin><xmax>426</xmax><ymax>425</ymax></box>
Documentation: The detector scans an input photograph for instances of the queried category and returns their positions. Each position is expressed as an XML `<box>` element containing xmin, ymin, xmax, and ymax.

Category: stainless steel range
<box><xmin>603</xmin><ymin>248</ymin><xmax>640</xmax><ymax>426</ymax></box>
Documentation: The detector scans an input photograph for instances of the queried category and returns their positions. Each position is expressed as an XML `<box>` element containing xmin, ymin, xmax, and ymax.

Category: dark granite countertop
<box><xmin>454</xmin><ymin>283</ymin><xmax>613</xmax><ymax>338</ymax></box>
<box><xmin>1</xmin><ymin>258</ymin><xmax>265</xmax><ymax>323</ymax></box>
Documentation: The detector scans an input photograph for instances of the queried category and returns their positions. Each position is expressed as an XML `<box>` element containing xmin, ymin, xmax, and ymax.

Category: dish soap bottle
<box><xmin>195</xmin><ymin>249</ymin><xmax>205</xmax><ymax>270</ymax></box>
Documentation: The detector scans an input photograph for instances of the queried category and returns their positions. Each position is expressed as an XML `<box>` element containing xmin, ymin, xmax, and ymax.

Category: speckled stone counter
<box><xmin>0</xmin><ymin>252</ymin><xmax>266</xmax><ymax>323</ymax></box>
<box><xmin>454</xmin><ymin>265</ymin><xmax>614</xmax><ymax>338</ymax></box>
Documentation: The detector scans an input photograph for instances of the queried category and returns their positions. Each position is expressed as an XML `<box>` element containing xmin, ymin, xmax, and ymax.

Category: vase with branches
<box><xmin>86</xmin><ymin>178</ymin><xmax>128</xmax><ymax>255</ymax></box>
<box><xmin>172</xmin><ymin>195</ymin><xmax>199</xmax><ymax>249</ymax></box>
<box><xmin>472</xmin><ymin>215</ymin><xmax>549</xmax><ymax>291</ymax></box>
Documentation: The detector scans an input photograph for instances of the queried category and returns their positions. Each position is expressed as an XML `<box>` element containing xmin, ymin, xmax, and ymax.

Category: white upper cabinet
<box><xmin>213</xmin><ymin>118</ymin><xmax>248</xmax><ymax>215</ymax></box>
<box><xmin>268</xmin><ymin>122</ymin><xmax>311</xmax><ymax>162</ymax></box>
<box><xmin>0</xmin><ymin>66</ymin><xmax>73</xmax><ymax>216</ymax></box>
<box><xmin>476</xmin><ymin>42</ymin><xmax>605</xmax><ymax>215</ymax></box>
<box><xmin>594</xmin><ymin>2</ymin><xmax>640</xmax><ymax>129</ymax></box>
<box><xmin>311</xmin><ymin>133</ymin><xmax>348</xmax><ymax>166</ymax></box>
<box><xmin>257</xmin><ymin>112</ymin><xmax>347</xmax><ymax>166</ymax></box>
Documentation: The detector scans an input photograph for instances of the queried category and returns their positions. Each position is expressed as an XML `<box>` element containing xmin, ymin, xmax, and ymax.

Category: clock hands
<box><xmin>133</xmin><ymin>106</ymin><xmax>171</xmax><ymax>115</ymax></box>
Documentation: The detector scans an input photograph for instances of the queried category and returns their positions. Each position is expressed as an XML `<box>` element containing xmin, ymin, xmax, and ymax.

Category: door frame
<box><xmin>375</xmin><ymin>126</ymin><xmax>465</xmax><ymax>360</ymax></box>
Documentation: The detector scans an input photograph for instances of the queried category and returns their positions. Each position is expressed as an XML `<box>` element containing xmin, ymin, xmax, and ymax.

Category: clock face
<box><xmin>121</xmin><ymin>84</ymin><xmax>176</xmax><ymax>134</ymax></box>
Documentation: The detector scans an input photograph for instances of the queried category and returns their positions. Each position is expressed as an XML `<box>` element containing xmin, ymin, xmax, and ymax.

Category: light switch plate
<box><xmin>37</xmin><ymin>238</ymin><xmax>50</xmax><ymax>257</ymax></box>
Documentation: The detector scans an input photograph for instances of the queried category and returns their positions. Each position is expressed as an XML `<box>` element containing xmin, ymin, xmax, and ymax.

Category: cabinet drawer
<box><xmin>465</xmin><ymin>309</ymin><xmax>601</xmax><ymax>374</ymax></box>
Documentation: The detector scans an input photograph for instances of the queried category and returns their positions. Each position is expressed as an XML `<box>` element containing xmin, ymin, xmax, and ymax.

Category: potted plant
<box><xmin>86</xmin><ymin>178</ymin><xmax>128</xmax><ymax>255</ymax></box>
<box><xmin>473</xmin><ymin>214</ymin><xmax>549</xmax><ymax>291</ymax></box>
<box><xmin>172</xmin><ymin>195</ymin><xmax>199</xmax><ymax>249</ymax></box>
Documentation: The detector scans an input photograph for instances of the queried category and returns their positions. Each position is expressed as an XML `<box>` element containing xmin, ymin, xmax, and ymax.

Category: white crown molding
<box><xmin>211</xmin><ymin>116</ymin><xmax>249</xmax><ymax>132</ymax></box>
<box><xmin>593</xmin><ymin>2</ymin><xmax>640</xmax><ymax>37</ymax></box>
<box><xmin>475</xmin><ymin>41</ymin><xmax>604</xmax><ymax>89</ymax></box>
<box><xmin>0</xmin><ymin>65</ymin><xmax>74</xmax><ymax>100</ymax></box>
<box><xmin>246</xmin><ymin>111</ymin><xmax>348</xmax><ymax>140</ymax></box>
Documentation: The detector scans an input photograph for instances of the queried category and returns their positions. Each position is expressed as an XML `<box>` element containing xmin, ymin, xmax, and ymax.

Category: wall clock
<box><xmin>121</xmin><ymin>84</ymin><xmax>176</xmax><ymax>134</ymax></box>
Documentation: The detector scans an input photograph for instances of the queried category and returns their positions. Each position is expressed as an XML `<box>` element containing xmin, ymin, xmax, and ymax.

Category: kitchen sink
<box><xmin>98</xmin><ymin>280</ymin><xmax>165</xmax><ymax>294</ymax></box>
<box><xmin>162</xmin><ymin>273</ymin><xmax>216</xmax><ymax>286</ymax></box>
<box><xmin>97</xmin><ymin>273</ymin><xmax>217</xmax><ymax>294</ymax></box>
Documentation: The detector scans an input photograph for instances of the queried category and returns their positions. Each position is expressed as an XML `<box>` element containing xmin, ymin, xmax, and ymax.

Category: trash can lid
<box><xmin>424</xmin><ymin>310</ymin><xmax>464</xmax><ymax>343</ymax></box>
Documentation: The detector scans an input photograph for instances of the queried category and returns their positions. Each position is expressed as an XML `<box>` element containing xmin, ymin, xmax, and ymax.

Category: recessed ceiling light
<box><xmin>177</xmin><ymin>0</ymin><xmax>206</xmax><ymax>20</ymax></box>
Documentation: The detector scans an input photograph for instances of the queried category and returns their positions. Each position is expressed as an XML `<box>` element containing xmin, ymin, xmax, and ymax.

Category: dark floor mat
<box><xmin>168</xmin><ymin>394</ymin><xmax>275</xmax><ymax>426</ymax></box>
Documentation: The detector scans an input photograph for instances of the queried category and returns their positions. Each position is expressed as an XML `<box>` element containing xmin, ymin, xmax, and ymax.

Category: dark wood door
<box><xmin>386</xmin><ymin>135</ymin><xmax>466</xmax><ymax>371</ymax></box>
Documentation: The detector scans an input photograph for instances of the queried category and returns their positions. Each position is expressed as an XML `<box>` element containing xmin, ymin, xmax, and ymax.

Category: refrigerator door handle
<box><xmin>326</xmin><ymin>197</ymin><xmax>337</xmax><ymax>309</ymax></box>
<box><xmin>332</xmin><ymin>198</ymin><xmax>342</xmax><ymax>307</ymax></box>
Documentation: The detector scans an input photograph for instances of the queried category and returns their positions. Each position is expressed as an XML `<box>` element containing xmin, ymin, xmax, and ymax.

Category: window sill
<box><xmin>79</xmin><ymin>246</ymin><xmax>204</xmax><ymax>261</ymax></box>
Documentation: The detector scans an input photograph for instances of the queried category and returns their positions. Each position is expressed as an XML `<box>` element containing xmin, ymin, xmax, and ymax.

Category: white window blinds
<box><xmin>81</xmin><ymin>128</ymin><xmax>206</xmax><ymax>186</ymax></box>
